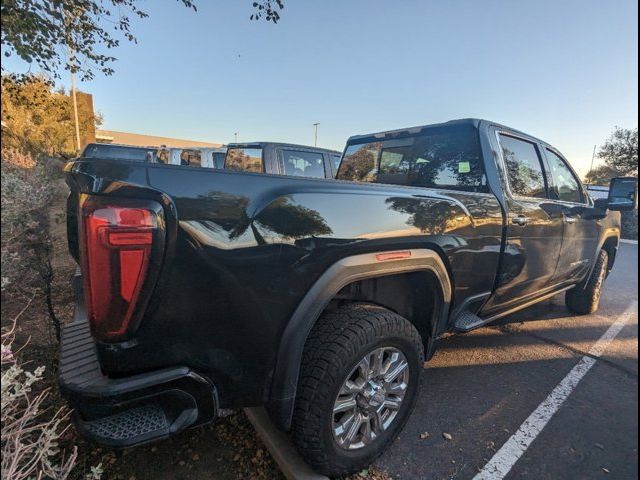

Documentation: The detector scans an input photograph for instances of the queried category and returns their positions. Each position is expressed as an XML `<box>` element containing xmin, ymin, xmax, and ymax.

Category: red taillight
<box><xmin>80</xmin><ymin>201</ymin><xmax>158</xmax><ymax>340</ymax></box>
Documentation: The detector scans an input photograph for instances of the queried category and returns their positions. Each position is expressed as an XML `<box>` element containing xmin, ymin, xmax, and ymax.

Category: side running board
<box><xmin>453</xmin><ymin>311</ymin><xmax>486</xmax><ymax>332</ymax></box>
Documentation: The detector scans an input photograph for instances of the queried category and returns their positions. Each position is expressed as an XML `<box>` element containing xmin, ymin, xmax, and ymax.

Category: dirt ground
<box><xmin>2</xmin><ymin>174</ymin><xmax>391</xmax><ymax>480</ymax></box>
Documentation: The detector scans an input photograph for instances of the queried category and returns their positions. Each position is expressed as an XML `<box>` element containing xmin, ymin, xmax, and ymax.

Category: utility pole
<box><xmin>63</xmin><ymin>4</ymin><xmax>82</xmax><ymax>153</ymax></box>
<box><xmin>70</xmin><ymin>67</ymin><xmax>82</xmax><ymax>152</ymax></box>
<box><xmin>313</xmin><ymin>123</ymin><xmax>320</xmax><ymax>147</ymax></box>
<box><xmin>587</xmin><ymin>144</ymin><xmax>597</xmax><ymax>185</ymax></box>
<box><xmin>234</xmin><ymin>132</ymin><xmax>238</xmax><ymax>143</ymax></box>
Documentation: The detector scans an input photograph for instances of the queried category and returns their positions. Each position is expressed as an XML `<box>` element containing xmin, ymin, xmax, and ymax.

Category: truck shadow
<box><xmin>377</xmin><ymin>299</ymin><xmax>638</xmax><ymax>479</ymax></box>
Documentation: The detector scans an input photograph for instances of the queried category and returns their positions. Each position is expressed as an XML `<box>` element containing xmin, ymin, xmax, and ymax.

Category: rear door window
<box><xmin>498</xmin><ymin>134</ymin><xmax>547</xmax><ymax>198</ymax></box>
<box><xmin>225</xmin><ymin>148</ymin><xmax>263</xmax><ymax>173</ymax></box>
<box><xmin>338</xmin><ymin>142</ymin><xmax>382</xmax><ymax>182</ymax></box>
<box><xmin>282</xmin><ymin>150</ymin><xmax>326</xmax><ymax>178</ymax></box>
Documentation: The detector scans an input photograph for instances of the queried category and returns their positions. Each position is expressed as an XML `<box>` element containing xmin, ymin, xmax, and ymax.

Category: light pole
<box><xmin>234</xmin><ymin>132</ymin><xmax>238</xmax><ymax>143</ymax></box>
<box><xmin>313</xmin><ymin>123</ymin><xmax>320</xmax><ymax>147</ymax></box>
<box><xmin>66</xmin><ymin>44</ymin><xmax>81</xmax><ymax>152</ymax></box>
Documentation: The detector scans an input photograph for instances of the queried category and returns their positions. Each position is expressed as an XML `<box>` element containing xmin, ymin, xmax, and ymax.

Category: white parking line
<box><xmin>620</xmin><ymin>239</ymin><xmax>638</xmax><ymax>245</ymax></box>
<box><xmin>473</xmin><ymin>301</ymin><xmax>638</xmax><ymax>480</ymax></box>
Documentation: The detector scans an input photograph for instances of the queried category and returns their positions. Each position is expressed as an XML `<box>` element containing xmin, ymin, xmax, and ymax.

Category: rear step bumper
<box><xmin>59</xmin><ymin>273</ymin><xmax>218</xmax><ymax>448</ymax></box>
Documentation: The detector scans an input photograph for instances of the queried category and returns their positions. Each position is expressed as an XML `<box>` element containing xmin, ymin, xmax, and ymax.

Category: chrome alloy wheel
<box><xmin>332</xmin><ymin>346</ymin><xmax>410</xmax><ymax>450</ymax></box>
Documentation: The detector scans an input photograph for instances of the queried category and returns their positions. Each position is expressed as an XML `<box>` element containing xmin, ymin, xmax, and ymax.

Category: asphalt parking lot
<box><xmin>376</xmin><ymin>242</ymin><xmax>638</xmax><ymax>480</ymax></box>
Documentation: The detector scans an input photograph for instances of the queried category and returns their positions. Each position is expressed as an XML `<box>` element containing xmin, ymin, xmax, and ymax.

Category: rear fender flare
<box><xmin>267</xmin><ymin>248</ymin><xmax>452</xmax><ymax>431</ymax></box>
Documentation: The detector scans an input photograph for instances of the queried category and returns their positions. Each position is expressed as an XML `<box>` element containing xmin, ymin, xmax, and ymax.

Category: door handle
<box><xmin>511</xmin><ymin>215</ymin><xmax>529</xmax><ymax>227</ymax></box>
<box><xmin>565</xmin><ymin>215</ymin><xmax>578</xmax><ymax>224</ymax></box>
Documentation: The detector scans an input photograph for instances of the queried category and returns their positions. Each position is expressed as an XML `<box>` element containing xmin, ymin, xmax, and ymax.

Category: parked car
<box><xmin>155</xmin><ymin>146</ymin><xmax>228</xmax><ymax>168</ymax></box>
<box><xmin>224</xmin><ymin>142</ymin><xmax>342</xmax><ymax>178</ymax></box>
<box><xmin>80</xmin><ymin>143</ymin><xmax>159</xmax><ymax>163</ymax></box>
<box><xmin>586</xmin><ymin>184</ymin><xmax>610</xmax><ymax>200</ymax></box>
<box><xmin>59</xmin><ymin>119</ymin><xmax>637</xmax><ymax>476</ymax></box>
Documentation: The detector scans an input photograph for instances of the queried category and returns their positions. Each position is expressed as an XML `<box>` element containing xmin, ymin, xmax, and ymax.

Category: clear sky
<box><xmin>3</xmin><ymin>0</ymin><xmax>638</xmax><ymax>175</ymax></box>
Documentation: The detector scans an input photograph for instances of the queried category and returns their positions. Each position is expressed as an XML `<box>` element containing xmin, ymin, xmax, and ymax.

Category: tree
<box><xmin>340</xmin><ymin>143</ymin><xmax>382</xmax><ymax>181</ymax></box>
<box><xmin>385</xmin><ymin>197</ymin><xmax>463</xmax><ymax>235</ymax></box>
<box><xmin>584</xmin><ymin>164</ymin><xmax>623</xmax><ymax>186</ymax></box>
<box><xmin>597</xmin><ymin>127</ymin><xmax>638</xmax><ymax>177</ymax></box>
<box><xmin>1</xmin><ymin>73</ymin><xmax>99</xmax><ymax>157</ymax></box>
<box><xmin>1</xmin><ymin>0</ymin><xmax>284</xmax><ymax>81</ymax></box>
<box><xmin>253</xmin><ymin>196</ymin><xmax>332</xmax><ymax>241</ymax></box>
<box><xmin>250</xmin><ymin>0</ymin><xmax>284</xmax><ymax>23</ymax></box>
<box><xmin>229</xmin><ymin>196</ymin><xmax>332</xmax><ymax>245</ymax></box>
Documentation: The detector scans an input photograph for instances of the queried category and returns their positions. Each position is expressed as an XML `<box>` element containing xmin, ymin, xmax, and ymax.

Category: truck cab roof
<box><xmin>226</xmin><ymin>141</ymin><xmax>341</xmax><ymax>155</ymax></box>
<box><xmin>346</xmin><ymin>118</ymin><xmax>546</xmax><ymax>147</ymax></box>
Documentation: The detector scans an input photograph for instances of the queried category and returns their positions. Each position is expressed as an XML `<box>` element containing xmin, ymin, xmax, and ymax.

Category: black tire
<box><xmin>292</xmin><ymin>303</ymin><xmax>423</xmax><ymax>477</ymax></box>
<box><xmin>565</xmin><ymin>249</ymin><xmax>608</xmax><ymax>315</ymax></box>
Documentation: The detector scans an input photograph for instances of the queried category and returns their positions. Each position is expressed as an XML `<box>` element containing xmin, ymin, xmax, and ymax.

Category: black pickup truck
<box><xmin>59</xmin><ymin>119</ymin><xmax>637</xmax><ymax>476</ymax></box>
<box><xmin>224</xmin><ymin>141</ymin><xmax>342</xmax><ymax>178</ymax></box>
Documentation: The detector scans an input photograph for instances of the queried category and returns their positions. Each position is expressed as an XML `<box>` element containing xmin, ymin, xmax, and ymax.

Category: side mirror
<box><xmin>593</xmin><ymin>197</ymin><xmax>609</xmax><ymax>210</ymax></box>
<box><xmin>607</xmin><ymin>177</ymin><xmax>638</xmax><ymax>211</ymax></box>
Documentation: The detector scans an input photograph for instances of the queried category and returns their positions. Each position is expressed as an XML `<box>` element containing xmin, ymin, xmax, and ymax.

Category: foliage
<box><xmin>385</xmin><ymin>197</ymin><xmax>463</xmax><ymax>235</ymax></box>
<box><xmin>1</xmin><ymin>0</ymin><xmax>284</xmax><ymax>81</ymax></box>
<box><xmin>224</xmin><ymin>195</ymin><xmax>332</xmax><ymax>245</ymax></box>
<box><xmin>584</xmin><ymin>164</ymin><xmax>623</xmax><ymax>186</ymax></box>
<box><xmin>1</xmin><ymin>150</ymin><xmax>103</xmax><ymax>479</ymax></box>
<box><xmin>1</xmin><ymin>0</ymin><xmax>195</xmax><ymax>81</ymax></box>
<box><xmin>597</xmin><ymin>127</ymin><xmax>638</xmax><ymax>177</ymax></box>
<box><xmin>250</xmin><ymin>0</ymin><xmax>284</xmax><ymax>23</ymax></box>
<box><xmin>339</xmin><ymin>143</ymin><xmax>381</xmax><ymax>182</ymax></box>
<box><xmin>254</xmin><ymin>196</ymin><xmax>332</xmax><ymax>241</ymax></box>
<box><xmin>0</xmin><ymin>149</ymin><xmax>55</xmax><ymax>297</ymax></box>
<box><xmin>1</xmin><ymin>74</ymin><xmax>98</xmax><ymax>158</ymax></box>
<box><xmin>1</xmin><ymin>308</ymin><xmax>78</xmax><ymax>480</ymax></box>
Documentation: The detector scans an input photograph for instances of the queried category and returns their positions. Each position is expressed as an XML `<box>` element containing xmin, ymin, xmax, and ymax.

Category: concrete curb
<box><xmin>620</xmin><ymin>239</ymin><xmax>638</xmax><ymax>245</ymax></box>
<box><xmin>244</xmin><ymin>407</ymin><xmax>329</xmax><ymax>480</ymax></box>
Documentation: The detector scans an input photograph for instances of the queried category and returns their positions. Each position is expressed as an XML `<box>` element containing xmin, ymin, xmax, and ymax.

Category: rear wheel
<box><xmin>292</xmin><ymin>303</ymin><xmax>423</xmax><ymax>477</ymax></box>
<box><xmin>566</xmin><ymin>249</ymin><xmax>608</xmax><ymax>315</ymax></box>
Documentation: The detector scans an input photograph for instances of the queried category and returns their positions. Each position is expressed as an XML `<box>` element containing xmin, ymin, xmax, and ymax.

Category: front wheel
<box><xmin>566</xmin><ymin>249</ymin><xmax>608</xmax><ymax>315</ymax></box>
<box><xmin>292</xmin><ymin>303</ymin><xmax>423</xmax><ymax>477</ymax></box>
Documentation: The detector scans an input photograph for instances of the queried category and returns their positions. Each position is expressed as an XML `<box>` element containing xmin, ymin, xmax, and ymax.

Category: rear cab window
<box><xmin>337</xmin><ymin>124</ymin><xmax>488</xmax><ymax>192</ymax></box>
<box><xmin>282</xmin><ymin>150</ymin><xmax>326</xmax><ymax>178</ymax></box>
<box><xmin>82</xmin><ymin>144</ymin><xmax>154</xmax><ymax>163</ymax></box>
<box><xmin>225</xmin><ymin>148</ymin><xmax>263</xmax><ymax>173</ymax></box>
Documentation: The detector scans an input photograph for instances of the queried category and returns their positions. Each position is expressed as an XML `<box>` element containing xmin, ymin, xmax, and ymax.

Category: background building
<box><xmin>73</xmin><ymin>90</ymin><xmax>221</xmax><ymax>149</ymax></box>
<box><xmin>95</xmin><ymin>129</ymin><xmax>221</xmax><ymax>148</ymax></box>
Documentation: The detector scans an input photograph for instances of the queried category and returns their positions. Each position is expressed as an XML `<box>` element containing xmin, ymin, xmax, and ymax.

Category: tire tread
<box><xmin>566</xmin><ymin>249</ymin><xmax>608</xmax><ymax>315</ymax></box>
<box><xmin>292</xmin><ymin>303</ymin><xmax>423</xmax><ymax>476</ymax></box>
